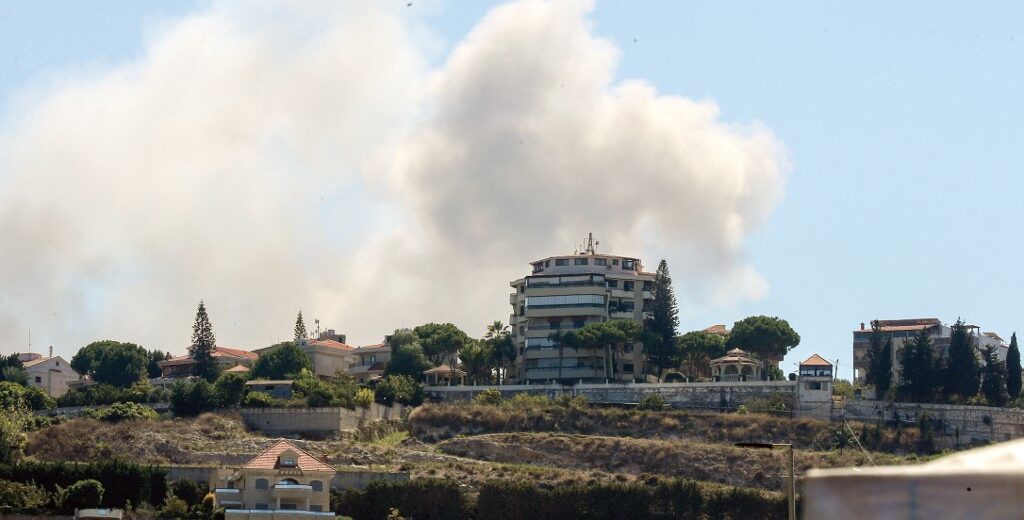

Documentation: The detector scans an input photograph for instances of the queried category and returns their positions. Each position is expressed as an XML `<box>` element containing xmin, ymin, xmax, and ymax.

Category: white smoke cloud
<box><xmin>0</xmin><ymin>0</ymin><xmax>788</xmax><ymax>357</ymax></box>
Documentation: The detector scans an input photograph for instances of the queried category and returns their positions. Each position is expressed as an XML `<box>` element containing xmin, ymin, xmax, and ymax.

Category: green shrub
<box><xmin>0</xmin><ymin>459</ymin><xmax>167</xmax><ymax>508</ymax></box>
<box><xmin>214</xmin><ymin>372</ymin><xmax>247</xmax><ymax>407</ymax></box>
<box><xmin>474</xmin><ymin>388</ymin><xmax>504</xmax><ymax>406</ymax></box>
<box><xmin>170</xmin><ymin>380</ymin><xmax>219</xmax><ymax>417</ymax></box>
<box><xmin>375</xmin><ymin>375</ymin><xmax>424</xmax><ymax>406</ymax></box>
<box><xmin>82</xmin><ymin>402</ymin><xmax>158</xmax><ymax>422</ymax></box>
<box><xmin>638</xmin><ymin>394</ymin><xmax>668</xmax><ymax>411</ymax></box>
<box><xmin>59</xmin><ymin>479</ymin><xmax>104</xmax><ymax>512</ymax></box>
<box><xmin>335</xmin><ymin>478</ymin><xmax>467</xmax><ymax>520</ymax></box>
<box><xmin>355</xmin><ymin>388</ymin><xmax>375</xmax><ymax>409</ymax></box>
<box><xmin>160</xmin><ymin>495</ymin><xmax>189</xmax><ymax>518</ymax></box>
<box><xmin>508</xmin><ymin>393</ymin><xmax>551</xmax><ymax>408</ymax></box>
<box><xmin>0</xmin><ymin>479</ymin><xmax>48</xmax><ymax>513</ymax></box>
<box><xmin>170</xmin><ymin>479</ymin><xmax>208</xmax><ymax>506</ymax></box>
<box><xmin>744</xmin><ymin>393</ymin><xmax>791</xmax><ymax>414</ymax></box>
<box><xmin>242</xmin><ymin>391</ymin><xmax>274</xmax><ymax>407</ymax></box>
<box><xmin>555</xmin><ymin>394</ymin><xmax>588</xmax><ymax>408</ymax></box>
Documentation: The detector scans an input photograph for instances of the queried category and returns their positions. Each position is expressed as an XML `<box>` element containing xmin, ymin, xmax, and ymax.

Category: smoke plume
<box><xmin>0</xmin><ymin>0</ymin><xmax>788</xmax><ymax>356</ymax></box>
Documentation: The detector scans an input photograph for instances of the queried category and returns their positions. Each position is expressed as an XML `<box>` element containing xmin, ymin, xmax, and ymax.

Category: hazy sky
<box><xmin>1</xmin><ymin>1</ymin><xmax>1022</xmax><ymax>379</ymax></box>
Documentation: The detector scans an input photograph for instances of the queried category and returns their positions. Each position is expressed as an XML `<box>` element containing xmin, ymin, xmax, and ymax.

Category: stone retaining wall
<box><xmin>239</xmin><ymin>404</ymin><xmax>407</xmax><ymax>435</ymax></box>
<box><xmin>840</xmin><ymin>400</ymin><xmax>1024</xmax><ymax>443</ymax></box>
<box><xmin>426</xmin><ymin>381</ymin><xmax>798</xmax><ymax>413</ymax></box>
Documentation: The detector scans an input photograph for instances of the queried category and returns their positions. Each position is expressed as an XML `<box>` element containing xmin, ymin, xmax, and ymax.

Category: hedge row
<box><xmin>335</xmin><ymin>478</ymin><xmax>791</xmax><ymax>520</ymax></box>
<box><xmin>0</xmin><ymin>459</ymin><xmax>167</xmax><ymax>508</ymax></box>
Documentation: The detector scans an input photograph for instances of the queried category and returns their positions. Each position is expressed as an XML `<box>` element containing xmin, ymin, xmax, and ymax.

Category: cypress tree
<box><xmin>647</xmin><ymin>259</ymin><xmax>680</xmax><ymax>376</ymax></box>
<box><xmin>898</xmin><ymin>330</ymin><xmax>938</xmax><ymax>403</ymax></box>
<box><xmin>981</xmin><ymin>345</ymin><xmax>1009</xmax><ymax>407</ymax></box>
<box><xmin>294</xmin><ymin>311</ymin><xmax>308</xmax><ymax>343</ymax></box>
<box><xmin>189</xmin><ymin>301</ymin><xmax>219</xmax><ymax>382</ymax></box>
<box><xmin>943</xmin><ymin>318</ymin><xmax>980</xmax><ymax>401</ymax></box>
<box><xmin>865</xmin><ymin>322</ymin><xmax>893</xmax><ymax>397</ymax></box>
<box><xmin>1007</xmin><ymin>332</ymin><xmax>1021</xmax><ymax>400</ymax></box>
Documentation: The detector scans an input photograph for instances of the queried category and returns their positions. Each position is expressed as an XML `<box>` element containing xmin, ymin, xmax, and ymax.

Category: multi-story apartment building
<box><xmin>852</xmin><ymin>318</ymin><xmax>1008</xmax><ymax>384</ymax></box>
<box><xmin>508</xmin><ymin>241</ymin><xmax>655</xmax><ymax>383</ymax></box>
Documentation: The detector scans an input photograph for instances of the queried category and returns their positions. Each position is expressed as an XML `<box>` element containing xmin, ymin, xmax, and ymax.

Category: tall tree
<box><xmin>413</xmin><ymin>323</ymin><xmax>470</xmax><ymax>369</ymax></box>
<box><xmin>646</xmin><ymin>259</ymin><xmax>680</xmax><ymax>376</ymax></box>
<box><xmin>190</xmin><ymin>301</ymin><xmax>219</xmax><ymax>382</ymax></box>
<box><xmin>71</xmin><ymin>340</ymin><xmax>149</xmax><ymax>387</ymax></box>
<box><xmin>980</xmin><ymin>345</ymin><xmax>1009</xmax><ymax>407</ymax></box>
<box><xmin>484</xmin><ymin>321</ymin><xmax>514</xmax><ymax>384</ymax></box>
<box><xmin>576</xmin><ymin>320</ymin><xmax>641</xmax><ymax>380</ymax></box>
<box><xmin>726</xmin><ymin>316</ymin><xmax>801</xmax><ymax>380</ymax></box>
<box><xmin>676</xmin><ymin>331</ymin><xmax>727</xmax><ymax>381</ymax></box>
<box><xmin>250</xmin><ymin>343</ymin><xmax>312</xmax><ymax>380</ymax></box>
<box><xmin>294</xmin><ymin>311</ymin><xmax>308</xmax><ymax>343</ymax></box>
<box><xmin>1007</xmin><ymin>332</ymin><xmax>1021</xmax><ymax>400</ymax></box>
<box><xmin>943</xmin><ymin>318</ymin><xmax>980</xmax><ymax>401</ymax></box>
<box><xmin>458</xmin><ymin>340</ymin><xmax>493</xmax><ymax>384</ymax></box>
<box><xmin>146</xmin><ymin>350</ymin><xmax>171</xmax><ymax>379</ymax></box>
<box><xmin>865</xmin><ymin>322</ymin><xmax>893</xmax><ymax>397</ymax></box>
<box><xmin>898</xmin><ymin>330</ymin><xmax>939</xmax><ymax>403</ymax></box>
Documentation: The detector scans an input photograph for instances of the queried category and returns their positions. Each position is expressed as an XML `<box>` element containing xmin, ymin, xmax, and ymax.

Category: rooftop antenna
<box><xmin>584</xmin><ymin>232</ymin><xmax>598</xmax><ymax>255</ymax></box>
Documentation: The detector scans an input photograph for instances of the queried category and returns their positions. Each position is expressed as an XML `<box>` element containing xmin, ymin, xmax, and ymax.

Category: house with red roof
<box><xmin>214</xmin><ymin>439</ymin><xmax>336</xmax><ymax>518</ymax></box>
<box><xmin>157</xmin><ymin>346</ymin><xmax>259</xmax><ymax>378</ymax></box>
<box><xmin>254</xmin><ymin>338</ymin><xmax>358</xmax><ymax>380</ymax></box>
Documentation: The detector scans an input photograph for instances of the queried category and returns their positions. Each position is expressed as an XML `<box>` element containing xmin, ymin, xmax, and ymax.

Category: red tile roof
<box><xmin>243</xmin><ymin>440</ymin><xmax>334</xmax><ymax>472</ymax></box>
<box><xmin>158</xmin><ymin>346</ymin><xmax>258</xmax><ymax>366</ymax></box>
<box><xmin>307</xmin><ymin>339</ymin><xmax>354</xmax><ymax>350</ymax></box>
<box><xmin>225</xmin><ymin>364</ymin><xmax>250</xmax><ymax>373</ymax></box>
<box><xmin>801</xmin><ymin>354</ymin><xmax>833</xmax><ymax>366</ymax></box>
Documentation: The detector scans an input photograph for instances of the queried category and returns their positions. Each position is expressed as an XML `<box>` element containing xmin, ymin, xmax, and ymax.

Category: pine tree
<box><xmin>190</xmin><ymin>301</ymin><xmax>219</xmax><ymax>382</ymax></box>
<box><xmin>294</xmin><ymin>311</ymin><xmax>308</xmax><ymax>343</ymax></box>
<box><xmin>898</xmin><ymin>330</ymin><xmax>938</xmax><ymax>403</ymax></box>
<box><xmin>943</xmin><ymin>318</ymin><xmax>980</xmax><ymax>401</ymax></box>
<box><xmin>646</xmin><ymin>259</ymin><xmax>680</xmax><ymax>376</ymax></box>
<box><xmin>1007</xmin><ymin>332</ymin><xmax>1022</xmax><ymax>400</ymax></box>
<box><xmin>981</xmin><ymin>345</ymin><xmax>1009</xmax><ymax>407</ymax></box>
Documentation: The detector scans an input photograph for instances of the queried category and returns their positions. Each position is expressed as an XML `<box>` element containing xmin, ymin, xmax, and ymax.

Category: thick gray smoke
<box><xmin>0</xmin><ymin>0</ymin><xmax>788</xmax><ymax>357</ymax></box>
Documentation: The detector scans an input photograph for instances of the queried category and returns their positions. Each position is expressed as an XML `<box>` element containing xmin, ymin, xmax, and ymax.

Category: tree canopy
<box><xmin>294</xmin><ymin>311</ymin><xmax>308</xmax><ymax>343</ymax></box>
<box><xmin>459</xmin><ymin>340</ymin><xmax>493</xmax><ymax>384</ymax></box>
<box><xmin>70</xmin><ymin>340</ymin><xmax>149</xmax><ymax>388</ymax></box>
<box><xmin>646</xmin><ymin>259</ymin><xmax>680</xmax><ymax>375</ymax></box>
<box><xmin>190</xmin><ymin>301</ymin><xmax>219</xmax><ymax>381</ymax></box>
<box><xmin>726</xmin><ymin>316</ymin><xmax>800</xmax><ymax>379</ymax></box>
<box><xmin>385</xmin><ymin>330</ymin><xmax>431</xmax><ymax>379</ymax></box>
<box><xmin>943</xmin><ymin>318</ymin><xmax>980</xmax><ymax>401</ymax></box>
<box><xmin>676</xmin><ymin>330</ymin><xmax>727</xmax><ymax>380</ymax></box>
<box><xmin>898</xmin><ymin>330</ymin><xmax>939</xmax><ymax>403</ymax></box>
<box><xmin>484</xmin><ymin>321</ymin><xmax>514</xmax><ymax>384</ymax></box>
<box><xmin>981</xmin><ymin>345</ymin><xmax>1009</xmax><ymax>407</ymax></box>
<box><xmin>1007</xmin><ymin>332</ymin><xmax>1021</xmax><ymax>400</ymax></box>
<box><xmin>414</xmin><ymin>323</ymin><xmax>470</xmax><ymax>368</ymax></box>
<box><xmin>250</xmin><ymin>343</ymin><xmax>312</xmax><ymax>380</ymax></box>
<box><xmin>865</xmin><ymin>322</ymin><xmax>893</xmax><ymax>397</ymax></box>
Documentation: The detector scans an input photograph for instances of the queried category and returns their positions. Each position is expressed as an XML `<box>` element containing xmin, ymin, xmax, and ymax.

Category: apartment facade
<box><xmin>508</xmin><ymin>249</ymin><xmax>655</xmax><ymax>383</ymax></box>
<box><xmin>852</xmin><ymin>318</ymin><xmax>1008</xmax><ymax>384</ymax></box>
<box><xmin>215</xmin><ymin>439</ymin><xmax>335</xmax><ymax>519</ymax></box>
<box><xmin>348</xmin><ymin>343</ymin><xmax>390</xmax><ymax>383</ymax></box>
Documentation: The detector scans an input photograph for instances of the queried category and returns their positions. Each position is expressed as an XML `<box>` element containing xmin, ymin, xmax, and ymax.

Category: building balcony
<box><xmin>610</xmin><ymin>310</ymin><xmax>635</xmax><ymax>320</ymax></box>
<box><xmin>524</xmin><ymin>306</ymin><xmax>606</xmax><ymax>319</ymax></box>
<box><xmin>214</xmin><ymin>488</ymin><xmax>243</xmax><ymax>508</ymax></box>
<box><xmin>271</xmin><ymin>483</ymin><xmax>313</xmax><ymax>500</ymax></box>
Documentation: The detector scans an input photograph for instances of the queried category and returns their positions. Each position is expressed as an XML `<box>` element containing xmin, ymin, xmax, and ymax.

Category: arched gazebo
<box><xmin>423</xmin><ymin>365</ymin><xmax>466</xmax><ymax>386</ymax></box>
<box><xmin>710</xmin><ymin>348</ymin><xmax>761</xmax><ymax>382</ymax></box>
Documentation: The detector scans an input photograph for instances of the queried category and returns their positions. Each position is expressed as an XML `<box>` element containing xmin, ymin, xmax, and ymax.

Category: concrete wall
<box><xmin>426</xmin><ymin>381</ymin><xmax>798</xmax><ymax>412</ymax></box>
<box><xmin>840</xmin><ymin>400</ymin><xmax>1024</xmax><ymax>444</ymax></box>
<box><xmin>239</xmin><ymin>404</ymin><xmax>407</xmax><ymax>435</ymax></box>
<box><xmin>332</xmin><ymin>470</ymin><xmax>410</xmax><ymax>490</ymax></box>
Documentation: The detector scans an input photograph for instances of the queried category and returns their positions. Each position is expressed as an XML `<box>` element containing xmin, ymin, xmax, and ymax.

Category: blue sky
<box><xmin>1</xmin><ymin>1</ymin><xmax>1022</xmax><ymax>377</ymax></box>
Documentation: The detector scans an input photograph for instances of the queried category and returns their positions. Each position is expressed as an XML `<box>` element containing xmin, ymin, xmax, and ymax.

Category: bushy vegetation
<box><xmin>170</xmin><ymin>379</ymin><xmax>220</xmax><ymax>417</ymax></box>
<box><xmin>242</xmin><ymin>390</ymin><xmax>274</xmax><ymax>407</ymax></box>
<box><xmin>0</xmin><ymin>479</ymin><xmax>49</xmax><ymax>513</ymax></box>
<box><xmin>375</xmin><ymin>375</ymin><xmax>424</xmax><ymax>406</ymax></box>
<box><xmin>0</xmin><ymin>459</ymin><xmax>167</xmax><ymax>509</ymax></box>
<box><xmin>355</xmin><ymin>387</ymin><xmax>375</xmax><ymax>409</ymax></box>
<box><xmin>0</xmin><ymin>381</ymin><xmax>55</xmax><ymax>411</ymax></box>
<box><xmin>82</xmin><ymin>402</ymin><xmax>158</xmax><ymax>422</ymax></box>
<box><xmin>638</xmin><ymin>394</ymin><xmax>668</xmax><ymax>411</ymax></box>
<box><xmin>58</xmin><ymin>381</ymin><xmax>165</xmax><ymax>407</ymax></box>
<box><xmin>57</xmin><ymin>479</ymin><xmax>104</xmax><ymax>513</ymax></box>
<box><xmin>333</xmin><ymin>477</ymin><xmax>789</xmax><ymax>520</ymax></box>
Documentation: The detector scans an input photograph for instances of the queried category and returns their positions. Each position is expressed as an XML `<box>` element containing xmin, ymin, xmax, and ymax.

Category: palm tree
<box><xmin>1</xmin><ymin>366</ymin><xmax>28</xmax><ymax>386</ymax></box>
<box><xmin>485</xmin><ymin>320</ymin><xmax>513</xmax><ymax>384</ymax></box>
<box><xmin>459</xmin><ymin>340</ymin><xmax>494</xmax><ymax>384</ymax></box>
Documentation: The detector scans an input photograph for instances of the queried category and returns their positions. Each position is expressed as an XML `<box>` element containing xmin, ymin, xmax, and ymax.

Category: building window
<box><xmin>255</xmin><ymin>479</ymin><xmax>268</xmax><ymax>490</ymax></box>
<box><xmin>573</xmin><ymin>319</ymin><xmax>585</xmax><ymax>329</ymax></box>
<box><xmin>545</xmin><ymin>261</ymin><xmax>550</xmax><ymax>267</ymax></box>
<box><xmin>622</xmin><ymin>281</ymin><xmax>634</xmax><ymax>291</ymax></box>
<box><xmin>280</xmin><ymin>503</ymin><xmax>297</xmax><ymax>510</ymax></box>
<box><xmin>595</xmin><ymin>258</ymin><xmax>607</xmax><ymax>266</ymax></box>
<box><xmin>622</xmin><ymin>259</ymin><xmax>635</xmax><ymax>270</ymax></box>
<box><xmin>311</xmin><ymin>505</ymin><xmax>323</xmax><ymax>512</ymax></box>
<box><xmin>805</xmin><ymin>381</ymin><xmax>823</xmax><ymax>390</ymax></box>
<box><xmin>255</xmin><ymin>504</ymin><xmax>268</xmax><ymax>510</ymax></box>
<box><xmin>642</xmin><ymin>281</ymin><xmax>652</xmax><ymax>291</ymax></box>
<box><xmin>574</xmin><ymin>258</ymin><xmax>588</xmax><ymax>265</ymax></box>
<box><xmin>532</xmin><ymin>263</ymin><xmax>544</xmax><ymax>273</ymax></box>
<box><xmin>623</xmin><ymin>363</ymin><xmax>634</xmax><ymax>373</ymax></box>
<box><xmin>555</xmin><ymin>259</ymin><xmax>569</xmax><ymax>266</ymax></box>
<box><xmin>525</xmin><ymin>295</ymin><xmax>605</xmax><ymax>308</ymax></box>
<box><xmin>624</xmin><ymin>343</ymin><xmax>634</xmax><ymax>353</ymax></box>
<box><xmin>281</xmin><ymin>458</ymin><xmax>295</xmax><ymax>466</ymax></box>
<box><xmin>310</xmin><ymin>480</ymin><xmax>323</xmax><ymax>492</ymax></box>
<box><xmin>607</xmin><ymin>279</ymin><xmax>618</xmax><ymax>288</ymax></box>
<box><xmin>612</xmin><ymin>259</ymin><xmax>619</xmax><ymax>265</ymax></box>
<box><xmin>35</xmin><ymin>376</ymin><xmax>41</xmax><ymax>383</ymax></box>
